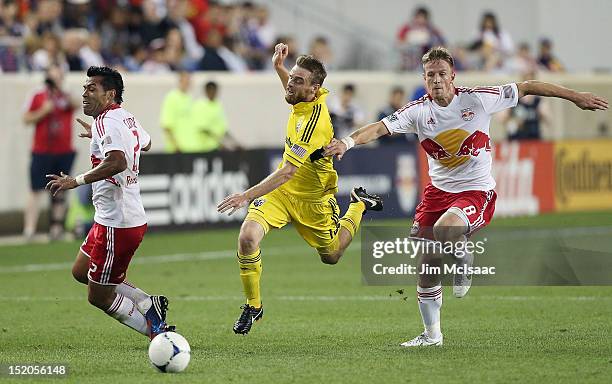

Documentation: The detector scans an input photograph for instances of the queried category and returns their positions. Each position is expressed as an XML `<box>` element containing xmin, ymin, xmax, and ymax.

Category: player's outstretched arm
<box><xmin>517</xmin><ymin>80</ymin><xmax>608</xmax><ymax>111</ymax></box>
<box><xmin>217</xmin><ymin>162</ymin><xmax>298</xmax><ymax>215</ymax></box>
<box><xmin>45</xmin><ymin>151</ymin><xmax>127</xmax><ymax>196</ymax></box>
<box><xmin>272</xmin><ymin>43</ymin><xmax>290</xmax><ymax>90</ymax></box>
<box><xmin>323</xmin><ymin>121</ymin><xmax>389</xmax><ymax>160</ymax></box>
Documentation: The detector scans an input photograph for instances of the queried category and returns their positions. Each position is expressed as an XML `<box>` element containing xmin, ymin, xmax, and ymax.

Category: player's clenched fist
<box><xmin>217</xmin><ymin>193</ymin><xmax>249</xmax><ymax>216</ymax></box>
<box><xmin>272</xmin><ymin>43</ymin><xmax>288</xmax><ymax>68</ymax></box>
<box><xmin>323</xmin><ymin>138</ymin><xmax>349</xmax><ymax>160</ymax></box>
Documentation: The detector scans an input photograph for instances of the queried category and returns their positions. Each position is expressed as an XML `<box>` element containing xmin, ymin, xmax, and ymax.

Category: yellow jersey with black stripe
<box><xmin>278</xmin><ymin>88</ymin><xmax>338</xmax><ymax>200</ymax></box>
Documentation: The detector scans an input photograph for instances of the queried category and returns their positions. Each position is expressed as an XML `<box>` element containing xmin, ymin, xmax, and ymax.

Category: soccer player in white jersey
<box><xmin>324</xmin><ymin>47</ymin><xmax>608</xmax><ymax>347</ymax></box>
<box><xmin>46</xmin><ymin>66</ymin><xmax>174</xmax><ymax>340</ymax></box>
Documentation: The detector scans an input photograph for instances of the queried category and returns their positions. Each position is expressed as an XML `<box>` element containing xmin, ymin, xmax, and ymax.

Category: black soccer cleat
<box><xmin>233</xmin><ymin>304</ymin><xmax>263</xmax><ymax>335</ymax></box>
<box><xmin>145</xmin><ymin>296</ymin><xmax>172</xmax><ymax>340</ymax></box>
<box><xmin>151</xmin><ymin>295</ymin><xmax>169</xmax><ymax>322</ymax></box>
<box><xmin>350</xmin><ymin>187</ymin><xmax>383</xmax><ymax>212</ymax></box>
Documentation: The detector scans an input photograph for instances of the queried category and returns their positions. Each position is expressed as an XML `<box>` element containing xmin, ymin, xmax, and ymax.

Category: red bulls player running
<box><xmin>46</xmin><ymin>66</ymin><xmax>175</xmax><ymax>340</ymax></box>
<box><xmin>324</xmin><ymin>47</ymin><xmax>608</xmax><ymax>347</ymax></box>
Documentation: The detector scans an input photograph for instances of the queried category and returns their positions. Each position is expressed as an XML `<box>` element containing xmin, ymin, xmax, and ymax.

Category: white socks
<box><xmin>106</xmin><ymin>293</ymin><xmax>149</xmax><ymax>336</ymax></box>
<box><xmin>115</xmin><ymin>281</ymin><xmax>152</xmax><ymax>314</ymax></box>
<box><xmin>417</xmin><ymin>285</ymin><xmax>443</xmax><ymax>340</ymax></box>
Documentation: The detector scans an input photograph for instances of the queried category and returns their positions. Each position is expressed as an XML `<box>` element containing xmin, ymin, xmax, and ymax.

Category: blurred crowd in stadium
<box><xmin>12</xmin><ymin>1</ymin><xmax>576</xmax><ymax>241</ymax></box>
<box><xmin>0</xmin><ymin>1</ymin><xmax>565</xmax><ymax>74</ymax></box>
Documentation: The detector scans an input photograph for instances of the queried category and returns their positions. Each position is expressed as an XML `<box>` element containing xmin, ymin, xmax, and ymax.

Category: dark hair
<box><xmin>414</xmin><ymin>6</ymin><xmax>430</xmax><ymax>20</ymax></box>
<box><xmin>296</xmin><ymin>55</ymin><xmax>327</xmax><ymax>86</ymax></box>
<box><xmin>480</xmin><ymin>11</ymin><xmax>499</xmax><ymax>36</ymax></box>
<box><xmin>343</xmin><ymin>83</ymin><xmax>355</xmax><ymax>93</ymax></box>
<box><xmin>391</xmin><ymin>86</ymin><xmax>405</xmax><ymax>95</ymax></box>
<box><xmin>205</xmin><ymin>81</ymin><xmax>218</xmax><ymax>91</ymax></box>
<box><xmin>422</xmin><ymin>46</ymin><xmax>454</xmax><ymax>68</ymax></box>
<box><xmin>86</xmin><ymin>66</ymin><xmax>124</xmax><ymax>104</ymax></box>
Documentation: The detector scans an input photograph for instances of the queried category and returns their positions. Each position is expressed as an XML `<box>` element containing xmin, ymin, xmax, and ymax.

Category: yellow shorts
<box><xmin>246</xmin><ymin>188</ymin><xmax>341</xmax><ymax>252</ymax></box>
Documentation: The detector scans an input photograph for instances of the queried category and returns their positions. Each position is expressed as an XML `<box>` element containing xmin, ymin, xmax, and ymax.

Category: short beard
<box><xmin>285</xmin><ymin>94</ymin><xmax>299</xmax><ymax>105</ymax></box>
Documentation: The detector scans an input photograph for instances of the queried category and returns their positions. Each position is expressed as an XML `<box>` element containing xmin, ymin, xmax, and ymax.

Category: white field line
<box><xmin>2</xmin><ymin>225</ymin><xmax>611</xmax><ymax>274</ymax></box>
<box><xmin>0</xmin><ymin>295</ymin><xmax>609</xmax><ymax>302</ymax></box>
<box><xmin>0</xmin><ymin>245</ymin><xmax>313</xmax><ymax>274</ymax></box>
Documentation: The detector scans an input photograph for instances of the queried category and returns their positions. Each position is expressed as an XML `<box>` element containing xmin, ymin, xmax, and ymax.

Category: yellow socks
<box><xmin>339</xmin><ymin>201</ymin><xmax>366</xmax><ymax>238</ymax></box>
<box><xmin>237</xmin><ymin>249</ymin><xmax>262</xmax><ymax>308</ymax></box>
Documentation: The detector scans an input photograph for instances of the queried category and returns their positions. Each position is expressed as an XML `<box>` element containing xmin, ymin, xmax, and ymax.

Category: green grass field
<box><xmin>1</xmin><ymin>211</ymin><xmax>611</xmax><ymax>383</ymax></box>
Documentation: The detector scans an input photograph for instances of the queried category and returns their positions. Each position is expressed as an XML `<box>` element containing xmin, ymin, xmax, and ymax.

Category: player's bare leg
<box><xmin>318</xmin><ymin>228</ymin><xmax>353</xmax><ymax>265</ymax></box>
<box><xmin>318</xmin><ymin>187</ymin><xmax>383</xmax><ymax>264</ymax></box>
<box><xmin>23</xmin><ymin>190</ymin><xmax>45</xmax><ymax>240</ymax></box>
<box><xmin>71</xmin><ymin>250</ymin><xmax>166</xmax><ymax>319</ymax></box>
<box><xmin>49</xmin><ymin>191</ymin><xmax>68</xmax><ymax>240</ymax></box>
<box><xmin>87</xmin><ymin>281</ymin><xmax>150</xmax><ymax>337</ymax></box>
<box><xmin>436</xmin><ymin>209</ymin><xmax>473</xmax><ymax>298</ymax></box>
<box><xmin>234</xmin><ymin>219</ymin><xmax>266</xmax><ymax>335</ymax></box>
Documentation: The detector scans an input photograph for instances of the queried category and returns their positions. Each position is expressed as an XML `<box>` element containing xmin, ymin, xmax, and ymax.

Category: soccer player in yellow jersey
<box><xmin>217</xmin><ymin>43</ymin><xmax>384</xmax><ymax>335</ymax></box>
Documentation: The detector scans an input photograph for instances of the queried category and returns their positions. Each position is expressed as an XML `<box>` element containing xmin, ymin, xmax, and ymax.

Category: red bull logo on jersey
<box><xmin>420</xmin><ymin>128</ymin><xmax>491</xmax><ymax>168</ymax></box>
<box><xmin>461</xmin><ymin>107</ymin><xmax>475</xmax><ymax>121</ymax></box>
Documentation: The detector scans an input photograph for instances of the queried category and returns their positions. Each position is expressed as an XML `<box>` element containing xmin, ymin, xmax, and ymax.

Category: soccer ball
<box><xmin>148</xmin><ymin>332</ymin><xmax>191</xmax><ymax>373</ymax></box>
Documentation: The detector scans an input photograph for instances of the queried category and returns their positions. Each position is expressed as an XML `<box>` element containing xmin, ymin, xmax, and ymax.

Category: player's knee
<box><xmin>238</xmin><ymin>231</ymin><xmax>260</xmax><ymax>255</ymax></box>
<box><xmin>319</xmin><ymin>250</ymin><xmax>342</xmax><ymax>265</ymax></box>
<box><xmin>87</xmin><ymin>290</ymin><xmax>113</xmax><ymax>311</ymax></box>
<box><xmin>433</xmin><ymin>222</ymin><xmax>462</xmax><ymax>243</ymax></box>
<box><xmin>71</xmin><ymin>264</ymin><xmax>88</xmax><ymax>284</ymax></box>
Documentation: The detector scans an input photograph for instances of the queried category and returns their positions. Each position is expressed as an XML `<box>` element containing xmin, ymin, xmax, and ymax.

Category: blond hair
<box><xmin>422</xmin><ymin>46</ymin><xmax>454</xmax><ymax>68</ymax></box>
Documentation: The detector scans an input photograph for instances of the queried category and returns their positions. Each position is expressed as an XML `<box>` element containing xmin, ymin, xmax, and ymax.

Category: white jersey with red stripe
<box><xmin>382</xmin><ymin>84</ymin><xmax>519</xmax><ymax>192</ymax></box>
<box><xmin>90</xmin><ymin>104</ymin><xmax>151</xmax><ymax>228</ymax></box>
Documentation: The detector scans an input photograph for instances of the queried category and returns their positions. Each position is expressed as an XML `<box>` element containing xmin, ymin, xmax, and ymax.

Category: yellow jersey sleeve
<box><xmin>283</xmin><ymin>104</ymin><xmax>328</xmax><ymax>167</ymax></box>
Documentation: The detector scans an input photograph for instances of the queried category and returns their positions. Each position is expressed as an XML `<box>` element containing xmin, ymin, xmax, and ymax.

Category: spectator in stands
<box><xmin>500</xmin><ymin>71</ymin><xmax>551</xmax><ymax>140</ymax></box>
<box><xmin>22</xmin><ymin>63</ymin><xmax>77</xmax><ymax>240</ymax></box>
<box><xmin>30</xmin><ymin>31</ymin><xmax>68</xmax><ymax>71</ymax></box>
<box><xmin>62</xmin><ymin>29</ymin><xmax>84</xmax><ymax>71</ymax></box>
<box><xmin>0</xmin><ymin>0</ymin><xmax>25</xmax><ymax>37</ymax></box>
<box><xmin>396</xmin><ymin>6</ymin><xmax>445</xmax><ymax>71</ymax></box>
<box><xmin>309</xmin><ymin>36</ymin><xmax>333</xmax><ymax>68</ymax></box>
<box><xmin>0</xmin><ymin>0</ymin><xmax>22</xmax><ymax>71</ymax></box>
<box><xmin>377</xmin><ymin>87</ymin><xmax>414</xmax><ymax>144</ymax></box>
<box><xmin>192</xmin><ymin>81</ymin><xmax>239</xmax><ymax>152</ymax></box>
<box><xmin>377</xmin><ymin>87</ymin><xmax>406</xmax><ymax>122</ymax></box>
<box><xmin>62</xmin><ymin>0</ymin><xmax>89</xmax><ymax>29</ymax></box>
<box><xmin>470</xmin><ymin>12</ymin><xmax>514</xmax><ymax>71</ymax></box>
<box><xmin>329</xmin><ymin>84</ymin><xmax>366</xmax><ymax>139</ymax></box>
<box><xmin>166</xmin><ymin>0</ymin><xmax>203</xmax><ymax>65</ymax></box>
<box><xmin>538</xmin><ymin>38</ymin><xmax>564</xmax><ymax>72</ymax></box>
<box><xmin>34</xmin><ymin>0</ymin><xmax>64</xmax><ymax>36</ymax></box>
<box><xmin>79</xmin><ymin>32</ymin><xmax>105</xmax><ymax>68</ymax></box>
<box><xmin>239</xmin><ymin>3</ymin><xmax>274</xmax><ymax>70</ymax></box>
<box><xmin>141</xmin><ymin>38</ymin><xmax>171</xmax><ymax>73</ymax></box>
<box><xmin>139</xmin><ymin>0</ymin><xmax>170</xmax><ymax>46</ymax></box>
<box><xmin>192</xmin><ymin>0</ymin><xmax>227</xmax><ymax>47</ymax></box>
<box><xmin>475</xmin><ymin>12</ymin><xmax>514</xmax><ymax>55</ymax></box>
<box><xmin>160</xmin><ymin>70</ymin><xmax>194</xmax><ymax>153</ymax></box>
<box><xmin>99</xmin><ymin>6</ymin><xmax>130</xmax><ymax>64</ymax></box>
<box><xmin>199</xmin><ymin>29</ymin><xmax>230</xmax><ymax>71</ymax></box>
<box><xmin>123</xmin><ymin>44</ymin><xmax>147</xmax><ymax>72</ymax></box>
<box><xmin>503</xmin><ymin>42</ymin><xmax>538</xmax><ymax>74</ymax></box>
<box><xmin>164</xmin><ymin>27</ymin><xmax>188</xmax><ymax>70</ymax></box>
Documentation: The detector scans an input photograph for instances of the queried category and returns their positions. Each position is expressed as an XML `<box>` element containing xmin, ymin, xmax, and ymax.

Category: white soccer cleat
<box><xmin>453</xmin><ymin>250</ymin><xmax>473</xmax><ymax>298</ymax></box>
<box><xmin>400</xmin><ymin>332</ymin><xmax>443</xmax><ymax>347</ymax></box>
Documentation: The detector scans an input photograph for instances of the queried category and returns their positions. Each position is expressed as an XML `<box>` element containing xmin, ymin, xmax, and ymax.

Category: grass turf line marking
<box><xmin>0</xmin><ymin>295</ymin><xmax>608</xmax><ymax>302</ymax></box>
<box><xmin>0</xmin><ymin>245</ymin><xmax>313</xmax><ymax>274</ymax></box>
